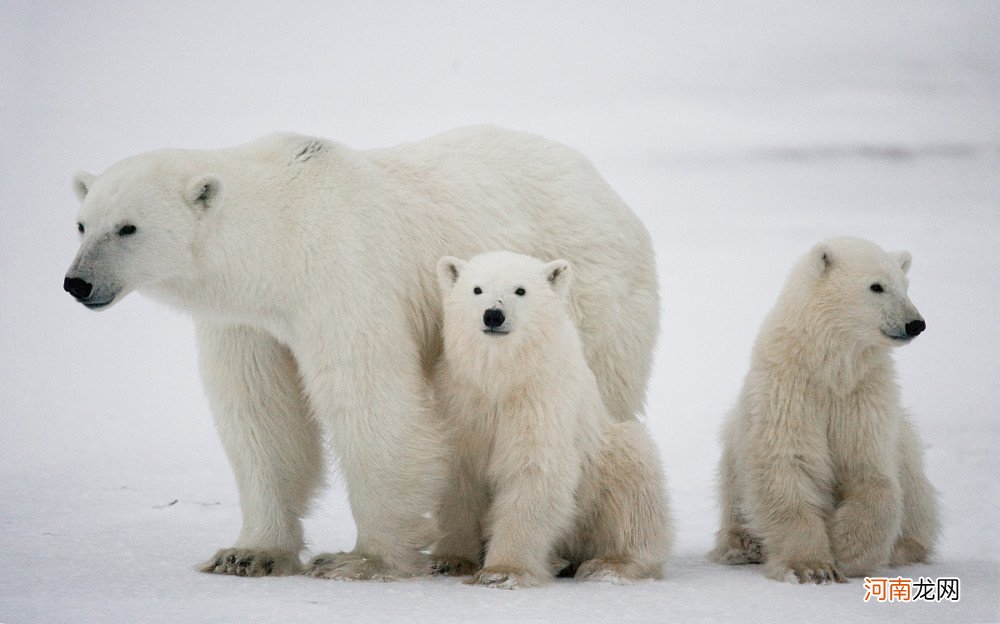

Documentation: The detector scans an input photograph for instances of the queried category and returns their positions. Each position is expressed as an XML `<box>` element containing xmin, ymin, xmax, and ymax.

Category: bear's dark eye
<box><xmin>118</xmin><ymin>224</ymin><xmax>137</xmax><ymax>237</ymax></box>
<box><xmin>473</xmin><ymin>287</ymin><xmax>482</xmax><ymax>295</ymax></box>
<box><xmin>77</xmin><ymin>223</ymin><xmax>84</xmax><ymax>234</ymax></box>
<box><xmin>870</xmin><ymin>283</ymin><xmax>884</xmax><ymax>293</ymax></box>
<box><xmin>515</xmin><ymin>287</ymin><xmax>526</xmax><ymax>296</ymax></box>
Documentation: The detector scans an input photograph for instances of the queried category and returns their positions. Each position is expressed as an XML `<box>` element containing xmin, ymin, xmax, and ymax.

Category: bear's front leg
<box><xmin>196</xmin><ymin>322</ymin><xmax>325</xmax><ymax>577</ymax></box>
<box><xmin>831</xmin><ymin>472</ymin><xmax>902</xmax><ymax>577</ymax></box>
<box><xmin>748</xmin><ymin>451</ymin><xmax>844</xmax><ymax>584</ymax></box>
<box><xmin>712</xmin><ymin>422</ymin><xmax>763</xmax><ymax>566</ymax></box>
<box><xmin>469</xmin><ymin>433</ymin><xmax>580</xmax><ymax>589</ymax></box>
<box><xmin>298</xmin><ymin>336</ymin><xmax>448</xmax><ymax>581</ymax></box>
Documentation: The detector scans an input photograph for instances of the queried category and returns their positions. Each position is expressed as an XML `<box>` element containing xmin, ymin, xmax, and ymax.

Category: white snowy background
<box><xmin>2</xmin><ymin>2</ymin><xmax>998</xmax><ymax>622</ymax></box>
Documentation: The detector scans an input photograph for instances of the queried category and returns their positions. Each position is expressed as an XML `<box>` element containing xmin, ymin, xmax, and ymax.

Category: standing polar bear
<box><xmin>712</xmin><ymin>237</ymin><xmax>939</xmax><ymax>583</ymax></box>
<box><xmin>432</xmin><ymin>252</ymin><xmax>672</xmax><ymax>588</ymax></box>
<box><xmin>63</xmin><ymin>126</ymin><xmax>660</xmax><ymax>580</ymax></box>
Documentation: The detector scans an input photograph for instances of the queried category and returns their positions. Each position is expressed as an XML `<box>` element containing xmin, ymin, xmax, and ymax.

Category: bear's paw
<box><xmin>466</xmin><ymin>565</ymin><xmax>545</xmax><ymax>589</ymax></box>
<box><xmin>576</xmin><ymin>556</ymin><xmax>662</xmax><ymax>583</ymax></box>
<box><xmin>198</xmin><ymin>548</ymin><xmax>301</xmax><ymax>577</ymax></box>
<box><xmin>305</xmin><ymin>551</ymin><xmax>410</xmax><ymax>581</ymax></box>
<box><xmin>431</xmin><ymin>555</ymin><xmax>480</xmax><ymax>577</ymax></box>
<box><xmin>710</xmin><ymin>528</ymin><xmax>764</xmax><ymax>565</ymax></box>
<box><xmin>889</xmin><ymin>537</ymin><xmax>931</xmax><ymax>567</ymax></box>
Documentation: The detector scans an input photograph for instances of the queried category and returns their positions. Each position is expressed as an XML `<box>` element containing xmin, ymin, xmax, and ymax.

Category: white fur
<box><xmin>64</xmin><ymin>127</ymin><xmax>660</xmax><ymax>579</ymax></box>
<box><xmin>431</xmin><ymin>252</ymin><xmax>672</xmax><ymax>588</ymax></box>
<box><xmin>711</xmin><ymin>237</ymin><xmax>939</xmax><ymax>583</ymax></box>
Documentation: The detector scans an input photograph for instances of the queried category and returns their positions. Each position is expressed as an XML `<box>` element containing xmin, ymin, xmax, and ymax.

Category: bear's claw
<box><xmin>777</xmin><ymin>561</ymin><xmax>846</xmax><ymax>585</ymax></box>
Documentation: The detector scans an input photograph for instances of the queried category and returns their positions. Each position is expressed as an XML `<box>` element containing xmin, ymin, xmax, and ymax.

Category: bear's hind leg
<box><xmin>431</xmin><ymin>454</ymin><xmax>487</xmax><ymax>576</ymax></box>
<box><xmin>196</xmin><ymin>322</ymin><xmax>325</xmax><ymax>576</ymax></box>
<box><xmin>576</xmin><ymin>421</ymin><xmax>672</xmax><ymax>583</ymax></box>
<box><xmin>301</xmin><ymin>344</ymin><xmax>447</xmax><ymax>580</ymax></box>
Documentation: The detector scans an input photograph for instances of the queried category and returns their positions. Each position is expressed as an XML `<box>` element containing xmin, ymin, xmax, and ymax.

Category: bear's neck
<box><xmin>760</xmin><ymin>306</ymin><xmax>893</xmax><ymax>395</ymax></box>
<box><xmin>147</xmin><ymin>224</ymin><xmax>300</xmax><ymax>333</ymax></box>
<box><xmin>146</xmin><ymin>164</ymin><xmax>359</xmax><ymax>333</ymax></box>
<box><xmin>445</xmin><ymin>318</ymin><xmax>584</xmax><ymax>395</ymax></box>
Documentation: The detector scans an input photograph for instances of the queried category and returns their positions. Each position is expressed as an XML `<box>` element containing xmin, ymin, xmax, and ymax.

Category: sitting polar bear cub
<box><xmin>712</xmin><ymin>237</ymin><xmax>939</xmax><ymax>583</ymax></box>
<box><xmin>432</xmin><ymin>251</ymin><xmax>672</xmax><ymax>588</ymax></box>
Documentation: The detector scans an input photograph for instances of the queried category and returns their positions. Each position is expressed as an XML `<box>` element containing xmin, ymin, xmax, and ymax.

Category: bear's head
<box><xmin>800</xmin><ymin>237</ymin><xmax>925</xmax><ymax>347</ymax></box>
<box><xmin>437</xmin><ymin>251</ymin><xmax>572</xmax><ymax>361</ymax></box>
<box><xmin>64</xmin><ymin>154</ymin><xmax>223</xmax><ymax>310</ymax></box>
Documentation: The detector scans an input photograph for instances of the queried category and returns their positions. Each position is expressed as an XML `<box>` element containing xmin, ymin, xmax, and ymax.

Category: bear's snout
<box><xmin>63</xmin><ymin>276</ymin><xmax>93</xmax><ymax>301</ymax></box>
<box><xmin>905</xmin><ymin>319</ymin><xmax>926</xmax><ymax>337</ymax></box>
<box><xmin>483</xmin><ymin>308</ymin><xmax>506</xmax><ymax>329</ymax></box>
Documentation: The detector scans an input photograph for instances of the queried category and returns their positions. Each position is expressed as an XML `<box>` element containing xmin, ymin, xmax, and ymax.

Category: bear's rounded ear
<box><xmin>437</xmin><ymin>256</ymin><xmax>467</xmax><ymax>292</ymax></box>
<box><xmin>809</xmin><ymin>242</ymin><xmax>833</xmax><ymax>279</ymax></box>
<box><xmin>184</xmin><ymin>174</ymin><xmax>224</xmax><ymax>211</ymax></box>
<box><xmin>543</xmin><ymin>259</ymin><xmax>572</xmax><ymax>295</ymax></box>
<box><xmin>73</xmin><ymin>171</ymin><xmax>95</xmax><ymax>202</ymax></box>
<box><xmin>892</xmin><ymin>250</ymin><xmax>912</xmax><ymax>275</ymax></box>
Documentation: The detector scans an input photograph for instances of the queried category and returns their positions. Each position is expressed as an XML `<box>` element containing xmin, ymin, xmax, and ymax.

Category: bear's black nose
<box><xmin>64</xmin><ymin>276</ymin><xmax>93</xmax><ymax>300</ymax></box>
<box><xmin>905</xmin><ymin>319</ymin><xmax>926</xmax><ymax>337</ymax></box>
<box><xmin>483</xmin><ymin>308</ymin><xmax>505</xmax><ymax>328</ymax></box>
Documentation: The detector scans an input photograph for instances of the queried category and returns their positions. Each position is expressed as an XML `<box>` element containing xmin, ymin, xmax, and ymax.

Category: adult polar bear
<box><xmin>64</xmin><ymin>126</ymin><xmax>660</xmax><ymax>580</ymax></box>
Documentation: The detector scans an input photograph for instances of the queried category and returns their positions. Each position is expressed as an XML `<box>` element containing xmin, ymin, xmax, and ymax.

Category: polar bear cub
<box><xmin>712</xmin><ymin>237</ymin><xmax>939</xmax><ymax>583</ymax></box>
<box><xmin>432</xmin><ymin>251</ymin><xmax>672</xmax><ymax>588</ymax></box>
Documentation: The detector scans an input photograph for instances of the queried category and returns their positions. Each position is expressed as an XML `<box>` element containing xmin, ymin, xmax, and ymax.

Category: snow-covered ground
<box><xmin>2</xmin><ymin>2</ymin><xmax>998</xmax><ymax>622</ymax></box>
